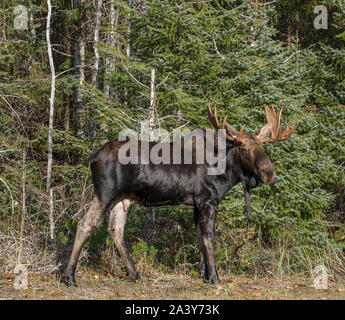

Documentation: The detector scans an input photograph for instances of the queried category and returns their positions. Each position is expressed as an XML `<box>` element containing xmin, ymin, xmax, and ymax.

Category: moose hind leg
<box><xmin>62</xmin><ymin>196</ymin><xmax>104</xmax><ymax>287</ymax></box>
<box><xmin>108</xmin><ymin>201</ymin><xmax>138</xmax><ymax>279</ymax></box>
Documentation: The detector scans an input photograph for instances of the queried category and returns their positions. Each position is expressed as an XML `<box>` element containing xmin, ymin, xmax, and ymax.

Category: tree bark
<box><xmin>103</xmin><ymin>2</ymin><xmax>118</xmax><ymax>98</ymax></box>
<box><xmin>89</xmin><ymin>0</ymin><xmax>103</xmax><ymax>139</ymax></box>
<box><xmin>149</xmin><ymin>68</ymin><xmax>155</xmax><ymax>137</ymax></box>
<box><xmin>74</xmin><ymin>0</ymin><xmax>86</xmax><ymax>138</ymax></box>
<box><xmin>18</xmin><ymin>149</ymin><xmax>26</xmax><ymax>263</ymax></box>
<box><xmin>143</xmin><ymin>68</ymin><xmax>156</xmax><ymax>245</ymax></box>
<box><xmin>28</xmin><ymin>0</ymin><xmax>36</xmax><ymax>36</ymax></box>
<box><xmin>123</xmin><ymin>0</ymin><xmax>132</xmax><ymax>107</ymax></box>
<box><xmin>63</xmin><ymin>37</ymin><xmax>72</xmax><ymax>133</ymax></box>
<box><xmin>126</xmin><ymin>0</ymin><xmax>132</xmax><ymax>58</ymax></box>
<box><xmin>91</xmin><ymin>0</ymin><xmax>102</xmax><ymax>87</ymax></box>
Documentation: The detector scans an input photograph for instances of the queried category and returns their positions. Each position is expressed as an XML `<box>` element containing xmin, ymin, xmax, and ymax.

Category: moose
<box><xmin>62</xmin><ymin>104</ymin><xmax>298</xmax><ymax>286</ymax></box>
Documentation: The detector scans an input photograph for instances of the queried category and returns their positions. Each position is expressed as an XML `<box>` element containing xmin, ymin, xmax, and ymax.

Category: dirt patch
<box><xmin>1</xmin><ymin>269</ymin><xmax>345</xmax><ymax>300</ymax></box>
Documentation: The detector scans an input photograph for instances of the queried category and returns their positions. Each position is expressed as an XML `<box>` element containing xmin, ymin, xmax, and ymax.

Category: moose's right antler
<box><xmin>207</xmin><ymin>102</ymin><xmax>245</xmax><ymax>142</ymax></box>
<box><xmin>256</xmin><ymin>106</ymin><xmax>299</xmax><ymax>143</ymax></box>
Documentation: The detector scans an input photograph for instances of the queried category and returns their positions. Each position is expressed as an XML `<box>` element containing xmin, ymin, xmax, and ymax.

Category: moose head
<box><xmin>207</xmin><ymin>103</ymin><xmax>299</xmax><ymax>186</ymax></box>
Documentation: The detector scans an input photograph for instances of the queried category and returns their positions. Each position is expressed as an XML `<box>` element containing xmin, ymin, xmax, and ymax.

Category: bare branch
<box><xmin>213</xmin><ymin>39</ymin><xmax>225</xmax><ymax>60</ymax></box>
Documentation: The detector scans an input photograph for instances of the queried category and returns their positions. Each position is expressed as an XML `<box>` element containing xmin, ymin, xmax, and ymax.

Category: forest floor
<box><xmin>1</xmin><ymin>268</ymin><xmax>345</xmax><ymax>300</ymax></box>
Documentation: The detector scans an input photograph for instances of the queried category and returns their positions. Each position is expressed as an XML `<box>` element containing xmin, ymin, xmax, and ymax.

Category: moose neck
<box><xmin>206</xmin><ymin>145</ymin><xmax>243</xmax><ymax>204</ymax></box>
<box><xmin>223</xmin><ymin>144</ymin><xmax>259</xmax><ymax>190</ymax></box>
<box><xmin>226</xmin><ymin>145</ymin><xmax>244</xmax><ymax>185</ymax></box>
<box><xmin>232</xmin><ymin>145</ymin><xmax>260</xmax><ymax>188</ymax></box>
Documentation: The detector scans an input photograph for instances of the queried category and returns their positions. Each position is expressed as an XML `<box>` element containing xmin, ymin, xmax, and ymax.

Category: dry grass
<box><xmin>0</xmin><ymin>232</ymin><xmax>59</xmax><ymax>274</ymax></box>
<box><xmin>1</xmin><ymin>268</ymin><xmax>345</xmax><ymax>300</ymax></box>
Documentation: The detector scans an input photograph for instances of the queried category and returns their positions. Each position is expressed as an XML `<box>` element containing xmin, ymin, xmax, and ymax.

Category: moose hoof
<box><xmin>61</xmin><ymin>274</ymin><xmax>78</xmax><ymax>287</ymax></box>
<box><xmin>200</xmin><ymin>271</ymin><xmax>209</xmax><ymax>282</ymax></box>
<box><xmin>209</xmin><ymin>274</ymin><xmax>220</xmax><ymax>285</ymax></box>
<box><xmin>199</xmin><ymin>267</ymin><xmax>208</xmax><ymax>280</ymax></box>
<box><xmin>211</xmin><ymin>278</ymin><xmax>220</xmax><ymax>285</ymax></box>
<box><xmin>128</xmin><ymin>271</ymin><xmax>140</xmax><ymax>281</ymax></box>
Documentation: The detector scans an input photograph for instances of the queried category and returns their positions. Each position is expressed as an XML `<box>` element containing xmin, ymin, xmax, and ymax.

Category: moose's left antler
<box><xmin>255</xmin><ymin>106</ymin><xmax>299</xmax><ymax>143</ymax></box>
<box><xmin>207</xmin><ymin>102</ymin><xmax>245</xmax><ymax>143</ymax></box>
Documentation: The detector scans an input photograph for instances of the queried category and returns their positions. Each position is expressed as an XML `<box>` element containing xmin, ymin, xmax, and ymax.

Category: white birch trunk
<box><xmin>91</xmin><ymin>0</ymin><xmax>102</xmax><ymax>87</ymax></box>
<box><xmin>46</xmin><ymin>0</ymin><xmax>55</xmax><ymax>240</ymax></box>
<box><xmin>88</xmin><ymin>0</ymin><xmax>103</xmax><ymax>139</ymax></box>
<box><xmin>18</xmin><ymin>149</ymin><xmax>26</xmax><ymax>263</ymax></box>
<box><xmin>126</xmin><ymin>0</ymin><xmax>131</xmax><ymax>58</ymax></box>
<box><xmin>143</xmin><ymin>67</ymin><xmax>156</xmax><ymax>245</ymax></box>
<box><xmin>103</xmin><ymin>2</ymin><xmax>118</xmax><ymax>98</ymax></box>
<box><xmin>149</xmin><ymin>68</ymin><xmax>155</xmax><ymax>138</ymax></box>
<box><xmin>49</xmin><ymin>188</ymin><xmax>55</xmax><ymax>240</ymax></box>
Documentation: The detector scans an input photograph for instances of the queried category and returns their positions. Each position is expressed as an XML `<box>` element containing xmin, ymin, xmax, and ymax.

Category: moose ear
<box><xmin>225</xmin><ymin>124</ymin><xmax>238</xmax><ymax>138</ymax></box>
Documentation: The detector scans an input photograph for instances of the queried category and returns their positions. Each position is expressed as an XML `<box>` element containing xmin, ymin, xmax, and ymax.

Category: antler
<box><xmin>207</xmin><ymin>102</ymin><xmax>245</xmax><ymax>142</ymax></box>
<box><xmin>256</xmin><ymin>106</ymin><xmax>299</xmax><ymax>143</ymax></box>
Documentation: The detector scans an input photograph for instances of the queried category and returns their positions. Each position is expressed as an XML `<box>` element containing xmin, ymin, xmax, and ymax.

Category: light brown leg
<box><xmin>63</xmin><ymin>196</ymin><xmax>104</xmax><ymax>287</ymax></box>
<box><xmin>108</xmin><ymin>200</ymin><xmax>138</xmax><ymax>278</ymax></box>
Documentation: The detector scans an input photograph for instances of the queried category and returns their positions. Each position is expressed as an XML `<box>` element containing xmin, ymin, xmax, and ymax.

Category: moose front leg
<box><xmin>194</xmin><ymin>207</ymin><xmax>208</xmax><ymax>280</ymax></box>
<box><xmin>107</xmin><ymin>201</ymin><xmax>139</xmax><ymax>279</ymax></box>
<box><xmin>197</xmin><ymin>204</ymin><xmax>220</xmax><ymax>285</ymax></box>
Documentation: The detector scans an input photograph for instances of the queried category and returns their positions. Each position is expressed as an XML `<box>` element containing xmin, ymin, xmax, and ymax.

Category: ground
<box><xmin>1</xmin><ymin>268</ymin><xmax>345</xmax><ymax>300</ymax></box>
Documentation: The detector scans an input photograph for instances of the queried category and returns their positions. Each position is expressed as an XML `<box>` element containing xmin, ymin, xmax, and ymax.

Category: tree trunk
<box><xmin>46</xmin><ymin>0</ymin><xmax>55</xmax><ymax>240</ymax></box>
<box><xmin>103</xmin><ymin>2</ymin><xmax>118</xmax><ymax>99</ymax></box>
<box><xmin>124</xmin><ymin>0</ymin><xmax>132</xmax><ymax>107</ymax></box>
<box><xmin>74</xmin><ymin>0</ymin><xmax>86</xmax><ymax>139</ymax></box>
<box><xmin>126</xmin><ymin>0</ymin><xmax>132</xmax><ymax>58</ymax></box>
<box><xmin>88</xmin><ymin>0</ymin><xmax>103</xmax><ymax>139</ymax></box>
<box><xmin>149</xmin><ymin>68</ymin><xmax>155</xmax><ymax>136</ymax></box>
<box><xmin>91</xmin><ymin>0</ymin><xmax>102</xmax><ymax>87</ymax></box>
<box><xmin>28</xmin><ymin>0</ymin><xmax>36</xmax><ymax>36</ymax></box>
<box><xmin>143</xmin><ymin>67</ymin><xmax>156</xmax><ymax>246</ymax></box>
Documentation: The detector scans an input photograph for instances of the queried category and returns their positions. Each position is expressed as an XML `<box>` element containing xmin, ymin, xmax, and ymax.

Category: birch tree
<box><xmin>142</xmin><ymin>67</ymin><xmax>156</xmax><ymax>245</ymax></box>
<box><xmin>46</xmin><ymin>0</ymin><xmax>55</xmax><ymax>240</ymax></box>
<box><xmin>148</xmin><ymin>68</ymin><xmax>155</xmax><ymax>136</ymax></box>
<box><xmin>103</xmin><ymin>2</ymin><xmax>118</xmax><ymax>98</ymax></box>
<box><xmin>89</xmin><ymin>0</ymin><xmax>103</xmax><ymax>138</ymax></box>
<box><xmin>126</xmin><ymin>0</ymin><xmax>132</xmax><ymax>58</ymax></box>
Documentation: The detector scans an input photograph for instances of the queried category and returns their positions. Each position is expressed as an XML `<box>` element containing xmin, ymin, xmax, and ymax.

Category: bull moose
<box><xmin>62</xmin><ymin>104</ymin><xmax>298</xmax><ymax>286</ymax></box>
